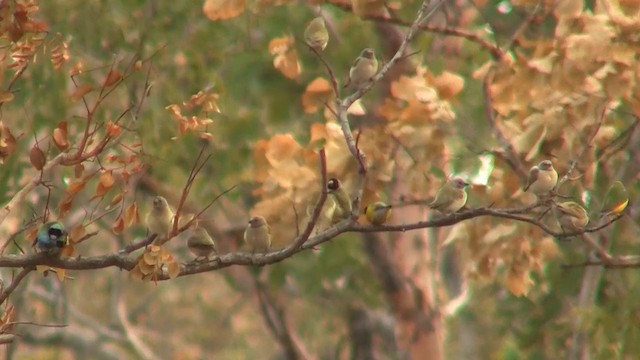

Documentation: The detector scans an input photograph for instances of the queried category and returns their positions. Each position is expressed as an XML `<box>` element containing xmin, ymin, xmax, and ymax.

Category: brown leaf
<box><xmin>167</xmin><ymin>260</ymin><xmax>180</xmax><ymax>279</ymax></box>
<box><xmin>29</xmin><ymin>145</ymin><xmax>46</xmax><ymax>170</ymax></box>
<box><xmin>0</xmin><ymin>121</ymin><xmax>17</xmax><ymax>163</ymax></box>
<box><xmin>106</xmin><ymin>121</ymin><xmax>121</xmax><ymax>137</ymax></box>
<box><xmin>99</xmin><ymin>171</ymin><xmax>115</xmax><ymax>188</ymax></box>
<box><xmin>124</xmin><ymin>202</ymin><xmax>139</xmax><ymax>227</ymax></box>
<box><xmin>69</xmin><ymin>225</ymin><xmax>85</xmax><ymax>243</ymax></box>
<box><xmin>112</xmin><ymin>217</ymin><xmax>124</xmax><ymax>234</ymax></box>
<box><xmin>52</xmin><ymin>122</ymin><xmax>69</xmax><ymax>151</ymax></box>
<box><xmin>0</xmin><ymin>90</ymin><xmax>15</xmax><ymax>104</ymax></box>
<box><xmin>70</xmin><ymin>84</ymin><xmax>93</xmax><ymax>102</ymax></box>
<box><xmin>301</xmin><ymin>77</ymin><xmax>332</xmax><ymax>114</ymax></box>
<box><xmin>74</xmin><ymin>164</ymin><xmax>84</xmax><ymax>178</ymax></box>
<box><xmin>203</xmin><ymin>0</ymin><xmax>246</xmax><ymax>21</ymax></box>
<box><xmin>103</xmin><ymin>69</ymin><xmax>122</xmax><ymax>87</ymax></box>
<box><xmin>59</xmin><ymin>196</ymin><xmax>73</xmax><ymax>217</ymax></box>
<box><xmin>109</xmin><ymin>192</ymin><xmax>124</xmax><ymax>207</ymax></box>
<box><xmin>269</xmin><ymin>36</ymin><xmax>301</xmax><ymax>80</ymax></box>
<box><xmin>55</xmin><ymin>268</ymin><xmax>66</xmax><ymax>282</ymax></box>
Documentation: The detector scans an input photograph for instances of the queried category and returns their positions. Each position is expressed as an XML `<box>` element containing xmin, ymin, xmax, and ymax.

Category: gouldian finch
<box><xmin>244</xmin><ymin>216</ymin><xmax>271</xmax><ymax>254</ymax></box>
<box><xmin>145</xmin><ymin>196</ymin><xmax>174</xmax><ymax>245</ymax></box>
<box><xmin>523</xmin><ymin>160</ymin><xmax>558</xmax><ymax>195</ymax></box>
<box><xmin>34</xmin><ymin>221</ymin><xmax>68</xmax><ymax>255</ymax></box>
<box><xmin>304</xmin><ymin>17</ymin><xmax>329</xmax><ymax>52</ymax></box>
<box><xmin>344</xmin><ymin>48</ymin><xmax>378</xmax><ymax>89</ymax></box>
<box><xmin>600</xmin><ymin>181</ymin><xmax>629</xmax><ymax>217</ymax></box>
<box><xmin>327</xmin><ymin>178</ymin><xmax>352</xmax><ymax>223</ymax></box>
<box><xmin>364</xmin><ymin>202</ymin><xmax>392</xmax><ymax>225</ymax></box>
<box><xmin>187</xmin><ymin>226</ymin><xmax>217</xmax><ymax>261</ymax></box>
<box><xmin>554</xmin><ymin>201</ymin><xmax>589</xmax><ymax>232</ymax></box>
<box><xmin>429</xmin><ymin>177</ymin><xmax>469</xmax><ymax>214</ymax></box>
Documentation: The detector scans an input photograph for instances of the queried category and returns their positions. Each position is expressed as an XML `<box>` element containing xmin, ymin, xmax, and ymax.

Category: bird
<box><xmin>244</xmin><ymin>216</ymin><xmax>271</xmax><ymax>254</ymax></box>
<box><xmin>429</xmin><ymin>177</ymin><xmax>470</xmax><ymax>214</ymax></box>
<box><xmin>364</xmin><ymin>202</ymin><xmax>392</xmax><ymax>225</ymax></box>
<box><xmin>145</xmin><ymin>196</ymin><xmax>175</xmax><ymax>245</ymax></box>
<box><xmin>327</xmin><ymin>178</ymin><xmax>352</xmax><ymax>223</ymax></box>
<box><xmin>33</xmin><ymin>221</ymin><xmax>68</xmax><ymax>255</ymax></box>
<box><xmin>554</xmin><ymin>201</ymin><xmax>589</xmax><ymax>232</ymax></box>
<box><xmin>187</xmin><ymin>226</ymin><xmax>217</xmax><ymax>261</ymax></box>
<box><xmin>600</xmin><ymin>181</ymin><xmax>629</xmax><ymax>217</ymax></box>
<box><xmin>523</xmin><ymin>160</ymin><xmax>558</xmax><ymax>195</ymax></box>
<box><xmin>304</xmin><ymin>17</ymin><xmax>329</xmax><ymax>52</ymax></box>
<box><xmin>344</xmin><ymin>48</ymin><xmax>378</xmax><ymax>89</ymax></box>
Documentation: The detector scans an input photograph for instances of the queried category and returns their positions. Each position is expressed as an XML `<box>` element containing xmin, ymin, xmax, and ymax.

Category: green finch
<box><xmin>146</xmin><ymin>196</ymin><xmax>174</xmax><ymax>245</ymax></box>
<box><xmin>429</xmin><ymin>177</ymin><xmax>470</xmax><ymax>214</ymax></box>
<box><xmin>600</xmin><ymin>180</ymin><xmax>629</xmax><ymax>217</ymax></box>
<box><xmin>187</xmin><ymin>226</ymin><xmax>217</xmax><ymax>261</ymax></box>
<box><xmin>364</xmin><ymin>202</ymin><xmax>392</xmax><ymax>225</ymax></box>
<box><xmin>244</xmin><ymin>216</ymin><xmax>271</xmax><ymax>254</ymax></box>
<box><xmin>344</xmin><ymin>48</ymin><xmax>378</xmax><ymax>89</ymax></box>
<box><xmin>523</xmin><ymin>160</ymin><xmax>558</xmax><ymax>195</ymax></box>
<box><xmin>554</xmin><ymin>201</ymin><xmax>589</xmax><ymax>232</ymax></box>
<box><xmin>33</xmin><ymin>221</ymin><xmax>68</xmax><ymax>256</ymax></box>
<box><xmin>327</xmin><ymin>178</ymin><xmax>352</xmax><ymax>223</ymax></box>
<box><xmin>304</xmin><ymin>17</ymin><xmax>329</xmax><ymax>52</ymax></box>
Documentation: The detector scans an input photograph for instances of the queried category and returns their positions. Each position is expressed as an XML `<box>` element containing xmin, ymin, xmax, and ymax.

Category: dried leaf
<box><xmin>167</xmin><ymin>261</ymin><xmax>180</xmax><ymax>279</ymax></box>
<box><xmin>103</xmin><ymin>69</ymin><xmax>122</xmax><ymax>87</ymax></box>
<box><xmin>71</xmin><ymin>84</ymin><xmax>93</xmax><ymax>102</ymax></box>
<box><xmin>203</xmin><ymin>0</ymin><xmax>246</xmax><ymax>21</ymax></box>
<box><xmin>55</xmin><ymin>268</ymin><xmax>66</xmax><ymax>282</ymax></box>
<box><xmin>112</xmin><ymin>217</ymin><xmax>124</xmax><ymax>234</ymax></box>
<box><xmin>269</xmin><ymin>36</ymin><xmax>301</xmax><ymax>80</ymax></box>
<box><xmin>125</xmin><ymin>202</ymin><xmax>139</xmax><ymax>227</ymax></box>
<box><xmin>29</xmin><ymin>145</ymin><xmax>46</xmax><ymax>170</ymax></box>
<box><xmin>69</xmin><ymin>225</ymin><xmax>85</xmax><ymax>243</ymax></box>
<box><xmin>0</xmin><ymin>122</ymin><xmax>17</xmax><ymax>163</ymax></box>
<box><xmin>0</xmin><ymin>90</ymin><xmax>15</xmax><ymax>104</ymax></box>
<box><xmin>74</xmin><ymin>163</ymin><xmax>84</xmax><ymax>178</ymax></box>
<box><xmin>52</xmin><ymin>122</ymin><xmax>69</xmax><ymax>151</ymax></box>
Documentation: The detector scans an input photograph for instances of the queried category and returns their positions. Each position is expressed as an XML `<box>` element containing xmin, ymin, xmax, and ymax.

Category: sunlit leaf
<box><xmin>203</xmin><ymin>0</ymin><xmax>246</xmax><ymax>21</ymax></box>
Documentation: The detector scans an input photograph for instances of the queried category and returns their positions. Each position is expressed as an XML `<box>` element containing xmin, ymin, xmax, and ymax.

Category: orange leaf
<box><xmin>69</xmin><ymin>225</ymin><xmax>85</xmax><ymax>243</ymax></box>
<box><xmin>55</xmin><ymin>268</ymin><xmax>66</xmax><ymax>282</ymax></box>
<box><xmin>67</xmin><ymin>180</ymin><xmax>86</xmax><ymax>196</ymax></box>
<box><xmin>52</xmin><ymin>122</ymin><xmax>69</xmax><ymax>151</ymax></box>
<box><xmin>125</xmin><ymin>202</ymin><xmax>139</xmax><ymax>227</ymax></box>
<box><xmin>106</xmin><ymin>121</ymin><xmax>121</xmax><ymax>137</ymax></box>
<box><xmin>301</xmin><ymin>77</ymin><xmax>333</xmax><ymax>113</ymax></box>
<box><xmin>112</xmin><ymin>217</ymin><xmax>124</xmax><ymax>234</ymax></box>
<box><xmin>29</xmin><ymin>145</ymin><xmax>46</xmax><ymax>170</ymax></box>
<box><xmin>71</xmin><ymin>84</ymin><xmax>93</xmax><ymax>102</ymax></box>
<box><xmin>203</xmin><ymin>0</ymin><xmax>246</xmax><ymax>21</ymax></box>
<box><xmin>167</xmin><ymin>261</ymin><xmax>180</xmax><ymax>279</ymax></box>
<box><xmin>0</xmin><ymin>91</ymin><xmax>15</xmax><ymax>104</ymax></box>
<box><xmin>103</xmin><ymin>69</ymin><xmax>122</xmax><ymax>87</ymax></box>
<box><xmin>74</xmin><ymin>163</ymin><xmax>84</xmax><ymax>178</ymax></box>
<box><xmin>59</xmin><ymin>196</ymin><xmax>73</xmax><ymax>217</ymax></box>
<box><xmin>109</xmin><ymin>192</ymin><xmax>124</xmax><ymax>207</ymax></box>
<box><xmin>100</xmin><ymin>171</ymin><xmax>115</xmax><ymax>188</ymax></box>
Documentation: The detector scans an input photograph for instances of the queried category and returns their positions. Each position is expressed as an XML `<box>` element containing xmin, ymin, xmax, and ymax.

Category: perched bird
<box><xmin>554</xmin><ymin>201</ymin><xmax>589</xmax><ymax>232</ymax></box>
<box><xmin>187</xmin><ymin>226</ymin><xmax>217</xmax><ymax>261</ymax></box>
<box><xmin>600</xmin><ymin>180</ymin><xmax>629</xmax><ymax>217</ymax></box>
<box><xmin>145</xmin><ymin>196</ymin><xmax>175</xmax><ymax>245</ymax></box>
<box><xmin>304</xmin><ymin>17</ymin><xmax>329</xmax><ymax>52</ymax></box>
<box><xmin>429</xmin><ymin>177</ymin><xmax>470</xmax><ymax>214</ymax></box>
<box><xmin>364</xmin><ymin>202</ymin><xmax>392</xmax><ymax>225</ymax></box>
<box><xmin>34</xmin><ymin>221</ymin><xmax>68</xmax><ymax>255</ymax></box>
<box><xmin>244</xmin><ymin>216</ymin><xmax>271</xmax><ymax>254</ymax></box>
<box><xmin>523</xmin><ymin>160</ymin><xmax>558</xmax><ymax>195</ymax></box>
<box><xmin>344</xmin><ymin>48</ymin><xmax>378</xmax><ymax>89</ymax></box>
<box><xmin>306</xmin><ymin>193</ymin><xmax>337</xmax><ymax>233</ymax></box>
<box><xmin>327</xmin><ymin>178</ymin><xmax>352</xmax><ymax>223</ymax></box>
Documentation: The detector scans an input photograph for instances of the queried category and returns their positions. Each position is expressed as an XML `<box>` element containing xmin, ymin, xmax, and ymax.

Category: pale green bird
<box><xmin>600</xmin><ymin>181</ymin><xmax>629</xmax><ymax>217</ymax></box>
<box><xmin>554</xmin><ymin>201</ymin><xmax>589</xmax><ymax>232</ymax></box>
<box><xmin>429</xmin><ymin>177</ymin><xmax>469</xmax><ymax>214</ymax></box>
<box><xmin>364</xmin><ymin>202</ymin><xmax>392</xmax><ymax>225</ymax></box>
<box><xmin>146</xmin><ymin>196</ymin><xmax>174</xmax><ymax>245</ymax></box>
<box><xmin>327</xmin><ymin>178</ymin><xmax>352</xmax><ymax>223</ymax></box>
<box><xmin>244</xmin><ymin>216</ymin><xmax>271</xmax><ymax>254</ymax></box>
<box><xmin>344</xmin><ymin>48</ymin><xmax>378</xmax><ymax>89</ymax></box>
<box><xmin>304</xmin><ymin>17</ymin><xmax>329</xmax><ymax>52</ymax></box>
<box><xmin>523</xmin><ymin>160</ymin><xmax>558</xmax><ymax>195</ymax></box>
<box><xmin>187</xmin><ymin>226</ymin><xmax>217</xmax><ymax>261</ymax></box>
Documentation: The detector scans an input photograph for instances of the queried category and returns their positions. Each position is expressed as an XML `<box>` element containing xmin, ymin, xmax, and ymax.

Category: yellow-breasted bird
<box><xmin>244</xmin><ymin>216</ymin><xmax>271</xmax><ymax>254</ymax></box>
<box><xmin>304</xmin><ymin>17</ymin><xmax>329</xmax><ymax>52</ymax></box>
<box><xmin>523</xmin><ymin>160</ymin><xmax>558</xmax><ymax>195</ymax></box>
<box><xmin>364</xmin><ymin>202</ymin><xmax>392</xmax><ymax>225</ymax></box>
<box><xmin>327</xmin><ymin>178</ymin><xmax>352</xmax><ymax>223</ymax></box>
<box><xmin>146</xmin><ymin>196</ymin><xmax>174</xmax><ymax>245</ymax></box>
<box><xmin>554</xmin><ymin>201</ymin><xmax>589</xmax><ymax>232</ymax></box>
<box><xmin>429</xmin><ymin>177</ymin><xmax>469</xmax><ymax>214</ymax></box>
<box><xmin>344</xmin><ymin>48</ymin><xmax>378</xmax><ymax>89</ymax></box>
<box><xmin>187</xmin><ymin>226</ymin><xmax>217</xmax><ymax>261</ymax></box>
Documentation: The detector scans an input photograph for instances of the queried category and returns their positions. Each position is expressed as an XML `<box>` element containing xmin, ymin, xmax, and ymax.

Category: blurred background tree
<box><xmin>0</xmin><ymin>0</ymin><xmax>638</xmax><ymax>359</ymax></box>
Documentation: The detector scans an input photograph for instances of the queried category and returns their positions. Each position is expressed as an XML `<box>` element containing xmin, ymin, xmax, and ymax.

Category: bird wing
<box><xmin>524</xmin><ymin>167</ymin><xmax>539</xmax><ymax>191</ymax></box>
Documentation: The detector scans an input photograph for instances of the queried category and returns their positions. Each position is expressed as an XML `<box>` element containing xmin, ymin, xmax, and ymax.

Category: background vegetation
<box><xmin>0</xmin><ymin>0</ymin><xmax>638</xmax><ymax>359</ymax></box>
